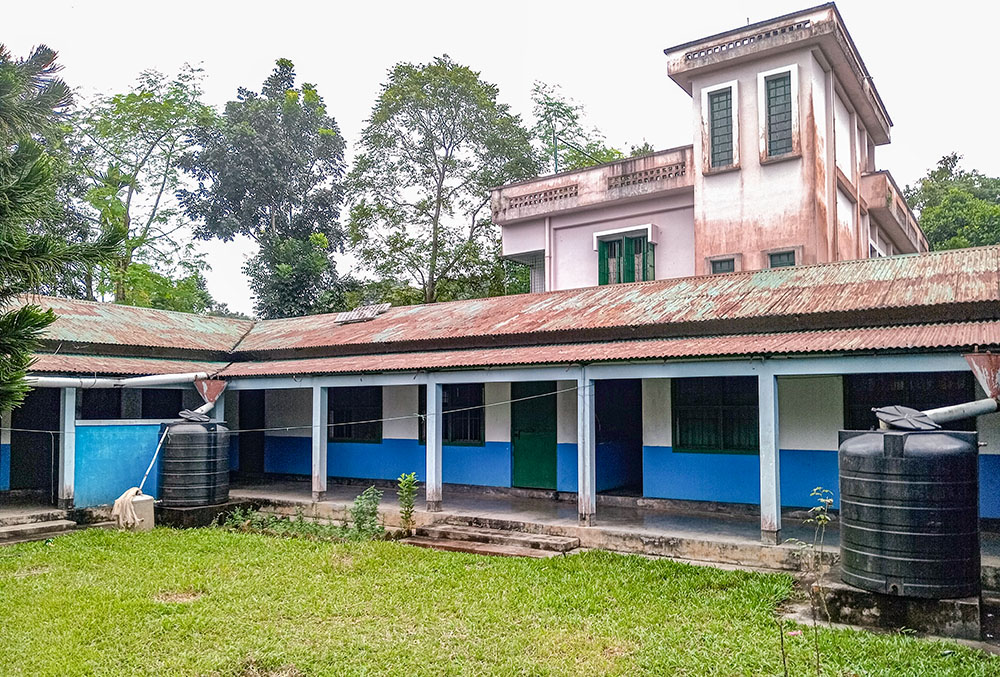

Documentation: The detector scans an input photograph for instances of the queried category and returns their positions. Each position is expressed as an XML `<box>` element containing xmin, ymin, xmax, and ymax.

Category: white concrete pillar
<box><xmin>213</xmin><ymin>390</ymin><xmax>225</xmax><ymax>423</ymax></box>
<box><xmin>577</xmin><ymin>369</ymin><xmax>596</xmax><ymax>526</ymax></box>
<box><xmin>758</xmin><ymin>372</ymin><xmax>781</xmax><ymax>544</ymax></box>
<box><xmin>311</xmin><ymin>385</ymin><xmax>328</xmax><ymax>501</ymax></box>
<box><xmin>425</xmin><ymin>381</ymin><xmax>443</xmax><ymax>511</ymax></box>
<box><xmin>57</xmin><ymin>388</ymin><xmax>76</xmax><ymax>509</ymax></box>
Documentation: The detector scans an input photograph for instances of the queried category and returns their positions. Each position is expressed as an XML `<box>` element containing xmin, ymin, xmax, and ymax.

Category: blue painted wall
<box><xmin>443</xmin><ymin>442</ymin><xmax>510</xmax><ymax>487</ymax></box>
<box><xmin>329</xmin><ymin>438</ymin><xmax>424</xmax><ymax>482</ymax></box>
<box><xmin>75</xmin><ymin>424</ymin><xmax>162</xmax><ymax>508</ymax></box>
<box><xmin>779</xmin><ymin>449</ymin><xmax>840</xmax><ymax>509</ymax></box>
<box><xmin>643</xmin><ymin>446</ymin><xmax>761</xmax><ymax>504</ymax></box>
<box><xmin>557</xmin><ymin>443</ymin><xmax>577</xmax><ymax>492</ymax></box>
<box><xmin>263</xmin><ymin>435</ymin><xmax>310</xmax><ymax>475</ymax></box>
<box><xmin>0</xmin><ymin>443</ymin><xmax>9</xmax><ymax>491</ymax></box>
<box><xmin>981</xmin><ymin>455</ymin><xmax>1000</xmax><ymax>519</ymax></box>
<box><xmin>228</xmin><ymin>435</ymin><xmax>240</xmax><ymax>471</ymax></box>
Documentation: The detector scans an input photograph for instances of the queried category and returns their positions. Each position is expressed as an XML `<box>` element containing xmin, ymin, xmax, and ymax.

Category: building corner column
<box><xmin>425</xmin><ymin>381</ymin><xmax>443</xmax><ymax>512</ymax></box>
<box><xmin>57</xmin><ymin>387</ymin><xmax>76</xmax><ymax>510</ymax></box>
<box><xmin>577</xmin><ymin>369</ymin><xmax>596</xmax><ymax>526</ymax></box>
<box><xmin>311</xmin><ymin>385</ymin><xmax>328</xmax><ymax>502</ymax></box>
<box><xmin>758</xmin><ymin>370</ymin><xmax>781</xmax><ymax>544</ymax></box>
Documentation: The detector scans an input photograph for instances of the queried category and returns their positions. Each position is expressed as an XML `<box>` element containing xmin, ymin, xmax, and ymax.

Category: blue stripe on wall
<box><xmin>263</xmin><ymin>436</ymin><xmax>311</xmax><ymax>475</ymax></box>
<box><xmin>262</xmin><ymin>436</ymin><xmax>513</xmax><ymax>487</ymax></box>
<box><xmin>557</xmin><ymin>443</ymin><xmax>577</xmax><ymax>492</ymax></box>
<box><xmin>643</xmin><ymin>446</ymin><xmax>761</xmax><ymax>504</ymax></box>
<box><xmin>0</xmin><ymin>443</ymin><xmax>10</xmax><ymax>491</ymax></box>
<box><xmin>981</xmin><ymin>455</ymin><xmax>1000</xmax><ymax>519</ymax></box>
<box><xmin>443</xmin><ymin>442</ymin><xmax>510</xmax><ymax>487</ymax></box>
<box><xmin>779</xmin><ymin>449</ymin><xmax>840</xmax><ymax>509</ymax></box>
<box><xmin>75</xmin><ymin>424</ymin><xmax>162</xmax><ymax>508</ymax></box>
<box><xmin>329</xmin><ymin>438</ymin><xmax>424</xmax><ymax>482</ymax></box>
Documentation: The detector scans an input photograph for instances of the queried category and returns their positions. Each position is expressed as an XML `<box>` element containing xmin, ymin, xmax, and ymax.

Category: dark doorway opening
<box><xmin>511</xmin><ymin>381</ymin><xmax>558</xmax><ymax>490</ymax></box>
<box><xmin>8</xmin><ymin>388</ymin><xmax>60</xmax><ymax>504</ymax></box>
<box><xmin>238</xmin><ymin>390</ymin><xmax>266</xmax><ymax>477</ymax></box>
<box><xmin>595</xmin><ymin>379</ymin><xmax>643</xmax><ymax>496</ymax></box>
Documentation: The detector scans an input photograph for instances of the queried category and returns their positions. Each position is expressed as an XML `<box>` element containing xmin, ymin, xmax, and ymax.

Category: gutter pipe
<box><xmin>24</xmin><ymin>372</ymin><xmax>210</xmax><ymax>389</ymax></box>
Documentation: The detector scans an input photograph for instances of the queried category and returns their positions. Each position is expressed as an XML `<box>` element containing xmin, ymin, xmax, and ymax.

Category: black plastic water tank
<box><xmin>159</xmin><ymin>421</ymin><xmax>230</xmax><ymax>507</ymax></box>
<box><xmin>839</xmin><ymin>429</ymin><xmax>979</xmax><ymax>599</ymax></box>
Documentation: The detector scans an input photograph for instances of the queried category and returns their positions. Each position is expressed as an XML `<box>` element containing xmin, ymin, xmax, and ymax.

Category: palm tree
<box><xmin>0</xmin><ymin>45</ymin><xmax>121</xmax><ymax>412</ymax></box>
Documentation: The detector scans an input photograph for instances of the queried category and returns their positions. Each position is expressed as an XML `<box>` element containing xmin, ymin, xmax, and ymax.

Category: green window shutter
<box><xmin>622</xmin><ymin>237</ymin><xmax>636</xmax><ymax>283</ymax></box>
<box><xmin>598</xmin><ymin>240</ymin><xmax>609</xmax><ymax>285</ymax></box>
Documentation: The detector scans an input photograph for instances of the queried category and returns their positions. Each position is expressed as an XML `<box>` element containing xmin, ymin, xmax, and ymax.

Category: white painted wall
<box><xmin>642</xmin><ymin>378</ymin><xmax>672</xmax><ymax>447</ymax></box>
<box><xmin>265</xmin><ymin>388</ymin><xmax>311</xmax><ymax>437</ymax></box>
<box><xmin>383</xmin><ymin>385</ymin><xmax>419</xmax><ymax>440</ymax></box>
<box><xmin>777</xmin><ymin>376</ymin><xmax>843</xmax><ymax>451</ymax></box>
<box><xmin>556</xmin><ymin>380</ymin><xmax>577</xmax><ymax>444</ymax></box>
<box><xmin>834</xmin><ymin>92</ymin><xmax>852</xmax><ymax>177</ymax></box>
<box><xmin>1</xmin><ymin>408</ymin><xmax>9</xmax><ymax>446</ymax></box>
<box><xmin>976</xmin><ymin>382</ymin><xmax>1000</xmax><ymax>455</ymax></box>
<box><xmin>485</xmin><ymin>382</ymin><xmax>511</xmax><ymax>443</ymax></box>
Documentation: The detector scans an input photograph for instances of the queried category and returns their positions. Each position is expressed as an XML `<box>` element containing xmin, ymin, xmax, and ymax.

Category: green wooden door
<box><xmin>511</xmin><ymin>381</ymin><xmax>558</xmax><ymax>490</ymax></box>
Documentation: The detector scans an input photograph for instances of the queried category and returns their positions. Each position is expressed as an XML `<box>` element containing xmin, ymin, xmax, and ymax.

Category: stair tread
<box><xmin>402</xmin><ymin>536</ymin><xmax>563</xmax><ymax>558</ymax></box>
<box><xmin>0</xmin><ymin>519</ymin><xmax>76</xmax><ymax>535</ymax></box>
<box><xmin>0</xmin><ymin>510</ymin><xmax>68</xmax><ymax>528</ymax></box>
<box><xmin>416</xmin><ymin>524</ymin><xmax>579</xmax><ymax>551</ymax></box>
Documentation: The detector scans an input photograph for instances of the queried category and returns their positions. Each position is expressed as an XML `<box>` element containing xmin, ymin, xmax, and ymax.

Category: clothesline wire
<box><xmin>0</xmin><ymin>383</ymin><xmax>591</xmax><ymax>436</ymax></box>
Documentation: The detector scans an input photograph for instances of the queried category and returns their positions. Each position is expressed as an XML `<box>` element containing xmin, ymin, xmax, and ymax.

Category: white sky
<box><xmin>8</xmin><ymin>0</ymin><xmax>1000</xmax><ymax>315</ymax></box>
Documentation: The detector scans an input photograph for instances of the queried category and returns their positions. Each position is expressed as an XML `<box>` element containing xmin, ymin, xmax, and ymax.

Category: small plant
<box><xmin>345</xmin><ymin>485</ymin><xmax>384</xmax><ymax>541</ymax></box>
<box><xmin>785</xmin><ymin>486</ymin><xmax>835</xmax><ymax>677</ymax></box>
<box><xmin>397</xmin><ymin>472</ymin><xmax>418</xmax><ymax>535</ymax></box>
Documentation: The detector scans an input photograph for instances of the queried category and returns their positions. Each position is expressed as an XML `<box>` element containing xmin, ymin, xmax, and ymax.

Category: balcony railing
<box><xmin>861</xmin><ymin>171</ymin><xmax>929</xmax><ymax>254</ymax></box>
<box><xmin>492</xmin><ymin>146</ymin><xmax>693</xmax><ymax>224</ymax></box>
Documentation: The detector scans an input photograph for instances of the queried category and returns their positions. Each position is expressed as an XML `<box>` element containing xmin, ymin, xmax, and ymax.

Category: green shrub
<box><xmin>346</xmin><ymin>485</ymin><xmax>384</xmax><ymax>541</ymax></box>
<box><xmin>397</xmin><ymin>472</ymin><xmax>418</xmax><ymax>534</ymax></box>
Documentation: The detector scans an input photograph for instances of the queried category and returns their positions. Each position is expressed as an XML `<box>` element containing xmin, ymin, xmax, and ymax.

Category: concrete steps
<box><xmin>402</xmin><ymin>536</ymin><xmax>562</xmax><ymax>558</ymax></box>
<box><xmin>410</xmin><ymin>523</ymin><xmax>580</xmax><ymax>556</ymax></box>
<box><xmin>0</xmin><ymin>508</ymin><xmax>67</xmax><ymax>528</ymax></box>
<box><xmin>0</xmin><ymin>519</ymin><xmax>77</xmax><ymax>544</ymax></box>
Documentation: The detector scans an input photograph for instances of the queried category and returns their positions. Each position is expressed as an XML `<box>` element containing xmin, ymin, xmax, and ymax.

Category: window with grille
<box><xmin>598</xmin><ymin>235</ymin><xmax>655</xmax><ymax>285</ymax></box>
<box><xmin>329</xmin><ymin>386</ymin><xmax>382</xmax><ymax>443</ymax></box>
<box><xmin>709</xmin><ymin>88</ymin><xmax>734</xmax><ymax>168</ymax></box>
<box><xmin>418</xmin><ymin>384</ymin><xmax>485</xmax><ymax>445</ymax></box>
<box><xmin>766</xmin><ymin>73</ymin><xmax>793</xmax><ymax>157</ymax></box>
<box><xmin>710</xmin><ymin>258</ymin><xmax>735</xmax><ymax>274</ymax></box>
<box><xmin>844</xmin><ymin>372</ymin><xmax>975</xmax><ymax>431</ymax></box>
<box><xmin>768</xmin><ymin>250</ymin><xmax>796</xmax><ymax>268</ymax></box>
<box><xmin>672</xmin><ymin>377</ymin><xmax>759</xmax><ymax>454</ymax></box>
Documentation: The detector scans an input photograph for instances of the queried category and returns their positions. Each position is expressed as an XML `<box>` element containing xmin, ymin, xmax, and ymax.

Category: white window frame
<box><xmin>592</xmin><ymin>223</ymin><xmax>658</xmax><ymax>251</ymax></box>
<box><xmin>701</xmin><ymin>80</ymin><xmax>740</xmax><ymax>172</ymax></box>
<box><xmin>757</xmin><ymin>64</ymin><xmax>800</xmax><ymax>161</ymax></box>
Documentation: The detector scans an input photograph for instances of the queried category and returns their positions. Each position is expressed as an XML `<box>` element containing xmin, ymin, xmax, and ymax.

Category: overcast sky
<box><xmin>8</xmin><ymin>0</ymin><xmax>999</xmax><ymax>315</ymax></box>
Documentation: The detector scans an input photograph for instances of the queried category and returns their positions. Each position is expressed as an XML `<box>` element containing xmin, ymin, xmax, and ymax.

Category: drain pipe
<box><xmin>24</xmin><ymin>372</ymin><xmax>210</xmax><ymax>389</ymax></box>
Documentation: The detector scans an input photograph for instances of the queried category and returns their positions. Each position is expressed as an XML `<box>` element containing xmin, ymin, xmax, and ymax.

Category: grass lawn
<box><xmin>0</xmin><ymin>528</ymin><xmax>996</xmax><ymax>676</ymax></box>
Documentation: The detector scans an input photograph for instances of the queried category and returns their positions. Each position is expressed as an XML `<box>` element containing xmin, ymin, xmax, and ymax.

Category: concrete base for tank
<box><xmin>810</xmin><ymin>576</ymin><xmax>981</xmax><ymax>640</ymax></box>
<box><xmin>155</xmin><ymin>500</ymin><xmax>253</xmax><ymax>528</ymax></box>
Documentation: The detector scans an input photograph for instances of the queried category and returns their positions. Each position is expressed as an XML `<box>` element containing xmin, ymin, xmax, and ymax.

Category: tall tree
<box><xmin>74</xmin><ymin>66</ymin><xmax>210</xmax><ymax>302</ymax></box>
<box><xmin>905</xmin><ymin>153</ymin><xmax>1000</xmax><ymax>250</ymax></box>
<box><xmin>0</xmin><ymin>45</ymin><xmax>120</xmax><ymax>411</ymax></box>
<box><xmin>180</xmin><ymin>59</ymin><xmax>346</xmax><ymax>319</ymax></box>
<box><xmin>348</xmin><ymin>56</ymin><xmax>540</xmax><ymax>304</ymax></box>
<box><xmin>531</xmin><ymin>81</ymin><xmax>623</xmax><ymax>173</ymax></box>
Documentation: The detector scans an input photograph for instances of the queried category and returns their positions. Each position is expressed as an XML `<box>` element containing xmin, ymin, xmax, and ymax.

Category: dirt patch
<box><xmin>153</xmin><ymin>590</ymin><xmax>203</xmax><ymax>604</ymax></box>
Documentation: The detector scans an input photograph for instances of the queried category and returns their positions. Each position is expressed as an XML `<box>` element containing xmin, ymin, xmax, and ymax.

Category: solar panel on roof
<box><xmin>334</xmin><ymin>303</ymin><xmax>391</xmax><ymax>324</ymax></box>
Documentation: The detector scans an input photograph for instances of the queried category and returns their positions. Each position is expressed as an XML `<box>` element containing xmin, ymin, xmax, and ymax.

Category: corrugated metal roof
<box><xmin>235</xmin><ymin>246</ymin><xmax>1000</xmax><ymax>354</ymax></box>
<box><xmin>30</xmin><ymin>353</ymin><xmax>230</xmax><ymax>376</ymax></box>
<box><xmin>216</xmin><ymin>320</ymin><xmax>1000</xmax><ymax>377</ymax></box>
<box><xmin>21</xmin><ymin>295</ymin><xmax>253</xmax><ymax>352</ymax></box>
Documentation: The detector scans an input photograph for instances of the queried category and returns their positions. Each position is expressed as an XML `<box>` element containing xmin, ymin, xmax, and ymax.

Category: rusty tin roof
<box><xmin>30</xmin><ymin>353</ymin><xmax>230</xmax><ymax>376</ymax></box>
<box><xmin>22</xmin><ymin>295</ymin><xmax>252</xmax><ymax>352</ymax></box>
<box><xmin>216</xmin><ymin>320</ymin><xmax>1000</xmax><ymax>377</ymax></box>
<box><xmin>235</xmin><ymin>246</ymin><xmax>1000</xmax><ymax>355</ymax></box>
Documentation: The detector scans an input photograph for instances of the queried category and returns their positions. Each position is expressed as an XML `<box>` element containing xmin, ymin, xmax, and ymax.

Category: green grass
<box><xmin>0</xmin><ymin>529</ymin><xmax>996</xmax><ymax>676</ymax></box>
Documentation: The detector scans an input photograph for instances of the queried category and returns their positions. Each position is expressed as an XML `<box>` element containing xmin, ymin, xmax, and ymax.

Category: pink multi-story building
<box><xmin>494</xmin><ymin>3</ymin><xmax>928</xmax><ymax>292</ymax></box>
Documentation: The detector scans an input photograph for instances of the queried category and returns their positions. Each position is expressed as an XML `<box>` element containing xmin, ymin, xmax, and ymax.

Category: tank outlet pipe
<box><xmin>24</xmin><ymin>372</ymin><xmax>210</xmax><ymax>389</ymax></box>
<box><xmin>924</xmin><ymin>397</ymin><xmax>1000</xmax><ymax>425</ymax></box>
